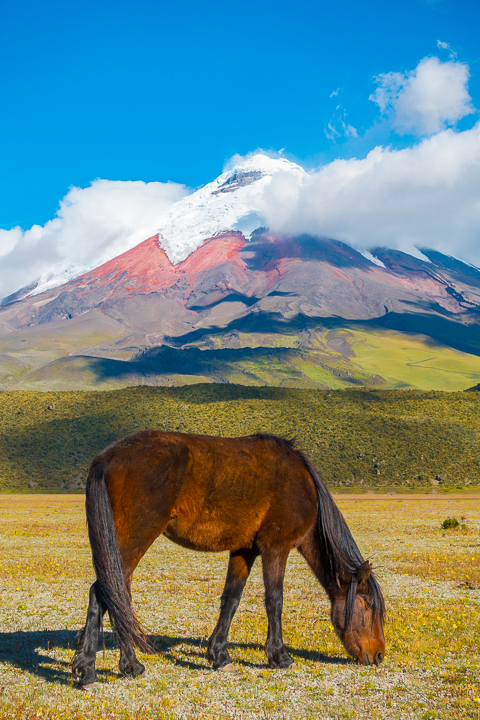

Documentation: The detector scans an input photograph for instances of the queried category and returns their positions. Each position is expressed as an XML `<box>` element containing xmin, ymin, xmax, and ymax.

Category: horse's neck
<box><xmin>298</xmin><ymin>525</ymin><xmax>338</xmax><ymax>599</ymax></box>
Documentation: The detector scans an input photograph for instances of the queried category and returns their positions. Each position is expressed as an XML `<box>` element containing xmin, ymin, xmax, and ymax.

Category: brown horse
<box><xmin>72</xmin><ymin>431</ymin><xmax>385</xmax><ymax>687</ymax></box>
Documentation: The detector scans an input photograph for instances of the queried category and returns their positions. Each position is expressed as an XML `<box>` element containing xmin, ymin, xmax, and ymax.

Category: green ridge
<box><xmin>1</xmin><ymin>385</ymin><xmax>479</xmax><ymax>493</ymax></box>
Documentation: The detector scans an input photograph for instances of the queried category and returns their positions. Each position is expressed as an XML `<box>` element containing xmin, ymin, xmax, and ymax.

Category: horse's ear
<box><xmin>357</xmin><ymin>560</ymin><xmax>372</xmax><ymax>585</ymax></box>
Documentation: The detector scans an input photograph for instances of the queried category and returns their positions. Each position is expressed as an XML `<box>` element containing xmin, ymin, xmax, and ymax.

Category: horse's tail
<box><xmin>86</xmin><ymin>461</ymin><xmax>151</xmax><ymax>652</ymax></box>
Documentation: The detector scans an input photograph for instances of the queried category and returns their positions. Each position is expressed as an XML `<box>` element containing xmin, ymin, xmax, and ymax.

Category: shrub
<box><xmin>441</xmin><ymin>517</ymin><xmax>460</xmax><ymax>529</ymax></box>
<box><xmin>441</xmin><ymin>516</ymin><xmax>468</xmax><ymax>530</ymax></box>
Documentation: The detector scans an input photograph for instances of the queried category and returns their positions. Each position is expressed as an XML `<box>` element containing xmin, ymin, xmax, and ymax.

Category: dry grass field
<box><xmin>0</xmin><ymin>493</ymin><xmax>478</xmax><ymax>719</ymax></box>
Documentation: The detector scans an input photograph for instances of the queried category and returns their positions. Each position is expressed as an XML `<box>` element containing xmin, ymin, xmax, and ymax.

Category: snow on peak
<box><xmin>227</xmin><ymin>153</ymin><xmax>307</xmax><ymax>177</ymax></box>
<box><xmin>23</xmin><ymin>154</ymin><xmax>306</xmax><ymax>299</ymax></box>
<box><xmin>156</xmin><ymin>154</ymin><xmax>307</xmax><ymax>264</ymax></box>
<box><xmin>360</xmin><ymin>250</ymin><xmax>386</xmax><ymax>268</ymax></box>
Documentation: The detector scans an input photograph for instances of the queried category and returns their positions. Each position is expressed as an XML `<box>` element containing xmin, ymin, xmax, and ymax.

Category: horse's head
<box><xmin>331</xmin><ymin>560</ymin><xmax>385</xmax><ymax>666</ymax></box>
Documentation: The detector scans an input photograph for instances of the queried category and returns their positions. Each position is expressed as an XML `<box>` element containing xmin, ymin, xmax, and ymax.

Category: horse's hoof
<box><xmin>82</xmin><ymin>682</ymin><xmax>101</xmax><ymax>692</ymax></box>
<box><xmin>218</xmin><ymin>663</ymin><xmax>239</xmax><ymax>676</ymax></box>
<box><xmin>119</xmin><ymin>659</ymin><xmax>146</xmax><ymax>678</ymax></box>
<box><xmin>269</xmin><ymin>656</ymin><xmax>295</xmax><ymax>669</ymax></box>
<box><xmin>134</xmin><ymin>661</ymin><xmax>146</xmax><ymax>677</ymax></box>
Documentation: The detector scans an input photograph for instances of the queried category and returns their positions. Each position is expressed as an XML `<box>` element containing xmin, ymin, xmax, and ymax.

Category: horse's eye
<box><xmin>364</xmin><ymin>599</ymin><xmax>373</xmax><ymax>610</ymax></box>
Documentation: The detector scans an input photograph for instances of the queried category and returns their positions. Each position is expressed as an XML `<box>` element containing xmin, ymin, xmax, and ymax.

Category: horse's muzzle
<box><xmin>374</xmin><ymin>652</ymin><xmax>384</xmax><ymax>666</ymax></box>
<box><xmin>360</xmin><ymin>651</ymin><xmax>384</xmax><ymax>666</ymax></box>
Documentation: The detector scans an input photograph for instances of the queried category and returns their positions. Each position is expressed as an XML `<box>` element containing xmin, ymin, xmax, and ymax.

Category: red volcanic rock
<box><xmin>3</xmin><ymin>228</ymin><xmax>480</xmax><ymax>354</ymax></box>
<box><xmin>75</xmin><ymin>235</ymin><xmax>174</xmax><ymax>296</ymax></box>
<box><xmin>71</xmin><ymin>232</ymin><xmax>248</xmax><ymax>301</ymax></box>
<box><xmin>177</xmin><ymin>232</ymin><xmax>246</xmax><ymax>275</ymax></box>
<box><xmin>48</xmin><ymin>230</ymin><xmax>291</xmax><ymax>316</ymax></box>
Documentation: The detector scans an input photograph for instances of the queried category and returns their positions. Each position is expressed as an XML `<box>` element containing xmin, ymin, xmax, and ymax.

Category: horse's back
<box><xmin>97</xmin><ymin>430</ymin><xmax>318</xmax><ymax>553</ymax></box>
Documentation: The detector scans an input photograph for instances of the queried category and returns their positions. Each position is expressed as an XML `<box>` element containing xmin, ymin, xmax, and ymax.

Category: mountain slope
<box><xmin>1</xmin><ymin>155</ymin><xmax>480</xmax><ymax>391</ymax></box>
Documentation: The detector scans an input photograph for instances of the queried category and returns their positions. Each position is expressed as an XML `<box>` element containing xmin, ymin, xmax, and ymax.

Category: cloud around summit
<box><xmin>250</xmin><ymin>54</ymin><xmax>480</xmax><ymax>264</ymax></box>
<box><xmin>0</xmin><ymin>179</ymin><xmax>188</xmax><ymax>300</ymax></box>
<box><xmin>253</xmin><ymin>122</ymin><xmax>480</xmax><ymax>264</ymax></box>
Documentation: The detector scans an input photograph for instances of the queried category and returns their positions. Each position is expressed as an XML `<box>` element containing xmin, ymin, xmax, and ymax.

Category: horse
<box><xmin>72</xmin><ymin>431</ymin><xmax>385</xmax><ymax>687</ymax></box>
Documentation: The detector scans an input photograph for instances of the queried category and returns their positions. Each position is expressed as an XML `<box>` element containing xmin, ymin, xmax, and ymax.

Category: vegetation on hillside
<box><xmin>1</xmin><ymin>386</ymin><xmax>480</xmax><ymax>492</ymax></box>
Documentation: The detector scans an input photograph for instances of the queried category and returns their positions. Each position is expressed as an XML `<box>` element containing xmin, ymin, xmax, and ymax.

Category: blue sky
<box><xmin>1</xmin><ymin>0</ymin><xmax>478</xmax><ymax>231</ymax></box>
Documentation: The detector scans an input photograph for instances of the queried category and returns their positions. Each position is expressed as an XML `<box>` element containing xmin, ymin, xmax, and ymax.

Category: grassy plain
<box><xmin>0</xmin><ymin>494</ymin><xmax>478</xmax><ymax>719</ymax></box>
<box><xmin>1</xmin><ymin>385</ymin><xmax>480</xmax><ymax>492</ymax></box>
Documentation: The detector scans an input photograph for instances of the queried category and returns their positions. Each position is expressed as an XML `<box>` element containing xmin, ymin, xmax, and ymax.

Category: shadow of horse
<box><xmin>0</xmin><ymin>630</ymin><xmax>351</xmax><ymax>685</ymax></box>
<box><xmin>149</xmin><ymin>634</ymin><xmax>352</xmax><ymax>672</ymax></box>
<box><xmin>0</xmin><ymin>630</ymin><xmax>79</xmax><ymax>686</ymax></box>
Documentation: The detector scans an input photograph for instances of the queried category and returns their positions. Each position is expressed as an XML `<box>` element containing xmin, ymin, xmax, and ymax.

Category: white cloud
<box><xmin>324</xmin><ymin>105</ymin><xmax>358</xmax><ymax>141</ymax></box>
<box><xmin>370</xmin><ymin>56</ymin><xmax>474</xmax><ymax>135</ymax></box>
<box><xmin>0</xmin><ymin>179</ymin><xmax>188</xmax><ymax>300</ymax></box>
<box><xmin>342</xmin><ymin>121</ymin><xmax>358</xmax><ymax>138</ymax></box>
<box><xmin>252</xmin><ymin>122</ymin><xmax>480</xmax><ymax>265</ymax></box>
<box><xmin>325</xmin><ymin>122</ymin><xmax>341</xmax><ymax>140</ymax></box>
<box><xmin>437</xmin><ymin>40</ymin><xmax>457</xmax><ymax>59</ymax></box>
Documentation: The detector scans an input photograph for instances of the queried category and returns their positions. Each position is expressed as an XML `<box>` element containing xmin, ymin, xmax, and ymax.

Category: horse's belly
<box><xmin>163</xmin><ymin>512</ymin><xmax>258</xmax><ymax>552</ymax></box>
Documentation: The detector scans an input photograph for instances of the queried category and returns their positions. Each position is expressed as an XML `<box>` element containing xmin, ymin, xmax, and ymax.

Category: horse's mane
<box><xmin>255</xmin><ymin>434</ymin><xmax>385</xmax><ymax>627</ymax></box>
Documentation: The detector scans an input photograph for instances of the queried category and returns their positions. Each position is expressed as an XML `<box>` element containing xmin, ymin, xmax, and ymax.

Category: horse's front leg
<box><xmin>72</xmin><ymin>581</ymin><xmax>106</xmax><ymax>687</ymax></box>
<box><xmin>262</xmin><ymin>545</ymin><xmax>294</xmax><ymax>668</ymax></box>
<box><xmin>207</xmin><ymin>548</ymin><xmax>258</xmax><ymax>670</ymax></box>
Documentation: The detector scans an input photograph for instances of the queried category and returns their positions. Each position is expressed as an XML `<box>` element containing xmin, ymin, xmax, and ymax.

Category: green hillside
<box><xmin>327</xmin><ymin>325</ymin><xmax>480</xmax><ymax>390</ymax></box>
<box><xmin>1</xmin><ymin>385</ymin><xmax>479</xmax><ymax>493</ymax></box>
<box><xmin>2</xmin><ymin>320</ymin><xmax>480</xmax><ymax>392</ymax></box>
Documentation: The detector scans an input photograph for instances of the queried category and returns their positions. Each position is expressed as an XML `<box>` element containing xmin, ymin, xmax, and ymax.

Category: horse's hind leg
<box><xmin>112</xmin><ymin>500</ymin><xmax>178</xmax><ymax>678</ymax></box>
<box><xmin>262</xmin><ymin>545</ymin><xmax>294</xmax><ymax>668</ymax></box>
<box><xmin>72</xmin><ymin>581</ymin><xmax>106</xmax><ymax>686</ymax></box>
<box><xmin>119</xmin><ymin>645</ymin><xmax>145</xmax><ymax>677</ymax></box>
<box><xmin>207</xmin><ymin>548</ymin><xmax>258</xmax><ymax>669</ymax></box>
<box><xmin>118</xmin><ymin>575</ymin><xmax>146</xmax><ymax>678</ymax></box>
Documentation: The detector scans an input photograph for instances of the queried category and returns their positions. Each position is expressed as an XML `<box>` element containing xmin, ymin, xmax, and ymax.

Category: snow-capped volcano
<box><xmin>24</xmin><ymin>154</ymin><xmax>306</xmax><ymax>299</ymax></box>
<box><xmin>2</xmin><ymin>150</ymin><xmax>480</xmax><ymax>393</ymax></box>
<box><xmin>156</xmin><ymin>154</ymin><xmax>307</xmax><ymax>264</ymax></box>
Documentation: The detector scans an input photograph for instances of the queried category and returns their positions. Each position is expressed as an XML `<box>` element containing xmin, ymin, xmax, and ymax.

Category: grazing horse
<box><xmin>72</xmin><ymin>431</ymin><xmax>385</xmax><ymax>687</ymax></box>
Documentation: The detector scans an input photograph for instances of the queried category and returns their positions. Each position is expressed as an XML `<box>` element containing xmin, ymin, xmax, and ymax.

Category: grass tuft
<box><xmin>441</xmin><ymin>516</ymin><xmax>464</xmax><ymax>530</ymax></box>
